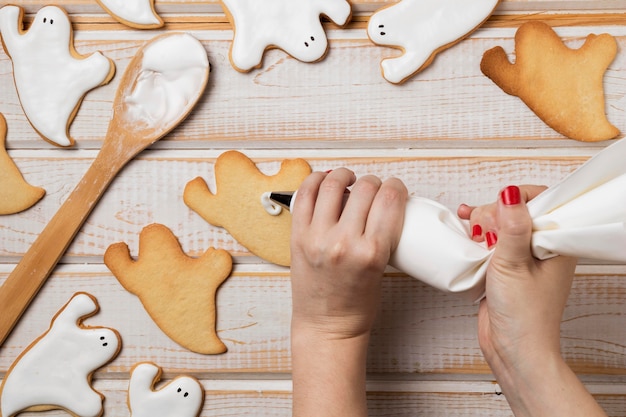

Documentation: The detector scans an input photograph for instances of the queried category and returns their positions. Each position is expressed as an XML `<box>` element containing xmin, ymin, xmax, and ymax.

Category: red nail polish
<box><xmin>501</xmin><ymin>185</ymin><xmax>521</xmax><ymax>206</ymax></box>
<box><xmin>472</xmin><ymin>224</ymin><xmax>482</xmax><ymax>238</ymax></box>
<box><xmin>325</xmin><ymin>169</ymin><xmax>333</xmax><ymax>173</ymax></box>
<box><xmin>486</xmin><ymin>231</ymin><xmax>498</xmax><ymax>247</ymax></box>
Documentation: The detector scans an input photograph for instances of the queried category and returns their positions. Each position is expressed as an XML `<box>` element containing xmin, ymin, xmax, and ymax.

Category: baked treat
<box><xmin>128</xmin><ymin>362</ymin><xmax>204</xmax><ymax>417</ymax></box>
<box><xmin>480</xmin><ymin>21</ymin><xmax>619</xmax><ymax>142</ymax></box>
<box><xmin>184</xmin><ymin>150</ymin><xmax>311</xmax><ymax>266</ymax></box>
<box><xmin>95</xmin><ymin>0</ymin><xmax>163</xmax><ymax>29</ymax></box>
<box><xmin>0</xmin><ymin>113</ymin><xmax>45</xmax><ymax>215</ymax></box>
<box><xmin>0</xmin><ymin>5</ymin><xmax>115</xmax><ymax>147</ymax></box>
<box><xmin>220</xmin><ymin>0</ymin><xmax>352</xmax><ymax>72</ymax></box>
<box><xmin>104</xmin><ymin>223</ymin><xmax>232</xmax><ymax>355</ymax></box>
<box><xmin>368</xmin><ymin>0</ymin><xmax>499</xmax><ymax>84</ymax></box>
<box><xmin>0</xmin><ymin>293</ymin><xmax>121</xmax><ymax>417</ymax></box>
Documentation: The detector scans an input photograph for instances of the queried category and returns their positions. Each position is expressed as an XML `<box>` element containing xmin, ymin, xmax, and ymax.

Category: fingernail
<box><xmin>472</xmin><ymin>224</ymin><xmax>482</xmax><ymax>238</ymax></box>
<box><xmin>486</xmin><ymin>231</ymin><xmax>498</xmax><ymax>247</ymax></box>
<box><xmin>325</xmin><ymin>169</ymin><xmax>333</xmax><ymax>173</ymax></box>
<box><xmin>501</xmin><ymin>185</ymin><xmax>521</xmax><ymax>205</ymax></box>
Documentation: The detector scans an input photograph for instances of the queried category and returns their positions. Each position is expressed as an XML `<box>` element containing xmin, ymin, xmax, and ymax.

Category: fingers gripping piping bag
<box><xmin>269</xmin><ymin>138</ymin><xmax>626</xmax><ymax>301</ymax></box>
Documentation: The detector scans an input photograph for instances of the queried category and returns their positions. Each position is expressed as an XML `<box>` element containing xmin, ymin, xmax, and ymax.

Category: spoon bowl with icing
<box><xmin>0</xmin><ymin>33</ymin><xmax>210</xmax><ymax>345</ymax></box>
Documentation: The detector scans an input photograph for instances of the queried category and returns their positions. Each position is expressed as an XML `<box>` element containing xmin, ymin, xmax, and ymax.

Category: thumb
<box><xmin>492</xmin><ymin>185</ymin><xmax>534</xmax><ymax>267</ymax></box>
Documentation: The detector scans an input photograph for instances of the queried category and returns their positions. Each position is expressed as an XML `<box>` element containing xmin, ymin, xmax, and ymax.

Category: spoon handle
<box><xmin>0</xmin><ymin>151</ymin><xmax>125</xmax><ymax>346</ymax></box>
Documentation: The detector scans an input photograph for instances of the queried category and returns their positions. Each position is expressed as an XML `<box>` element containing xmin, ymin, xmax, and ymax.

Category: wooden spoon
<box><xmin>0</xmin><ymin>33</ymin><xmax>210</xmax><ymax>345</ymax></box>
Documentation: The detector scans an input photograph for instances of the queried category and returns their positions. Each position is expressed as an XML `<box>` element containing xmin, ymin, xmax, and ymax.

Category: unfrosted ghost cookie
<box><xmin>95</xmin><ymin>0</ymin><xmax>163</xmax><ymax>29</ymax></box>
<box><xmin>481</xmin><ymin>21</ymin><xmax>619</xmax><ymax>142</ymax></box>
<box><xmin>104</xmin><ymin>223</ymin><xmax>232</xmax><ymax>355</ymax></box>
<box><xmin>184</xmin><ymin>150</ymin><xmax>311</xmax><ymax>266</ymax></box>
<box><xmin>128</xmin><ymin>362</ymin><xmax>204</xmax><ymax>417</ymax></box>
<box><xmin>0</xmin><ymin>113</ymin><xmax>45</xmax><ymax>215</ymax></box>
<box><xmin>0</xmin><ymin>5</ymin><xmax>115</xmax><ymax>147</ymax></box>
<box><xmin>220</xmin><ymin>0</ymin><xmax>352</xmax><ymax>72</ymax></box>
<box><xmin>367</xmin><ymin>0</ymin><xmax>500</xmax><ymax>84</ymax></box>
<box><xmin>0</xmin><ymin>292</ymin><xmax>121</xmax><ymax>417</ymax></box>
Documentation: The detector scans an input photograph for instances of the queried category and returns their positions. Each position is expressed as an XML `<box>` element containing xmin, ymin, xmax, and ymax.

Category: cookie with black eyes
<box><xmin>128</xmin><ymin>362</ymin><xmax>204</xmax><ymax>417</ymax></box>
<box><xmin>219</xmin><ymin>0</ymin><xmax>352</xmax><ymax>72</ymax></box>
<box><xmin>0</xmin><ymin>5</ymin><xmax>115</xmax><ymax>147</ymax></box>
<box><xmin>0</xmin><ymin>292</ymin><xmax>121</xmax><ymax>417</ymax></box>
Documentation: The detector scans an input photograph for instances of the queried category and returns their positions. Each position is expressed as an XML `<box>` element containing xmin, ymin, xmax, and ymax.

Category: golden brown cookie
<box><xmin>480</xmin><ymin>21</ymin><xmax>619</xmax><ymax>142</ymax></box>
<box><xmin>184</xmin><ymin>150</ymin><xmax>311</xmax><ymax>266</ymax></box>
<box><xmin>104</xmin><ymin>223</ymin><xmax>232</xmax><ymax>355</ymax></box>
<box><xmin>0</xmin><ymin>113</ymin><xmax>45</xmax><ymax>215</ymax></box>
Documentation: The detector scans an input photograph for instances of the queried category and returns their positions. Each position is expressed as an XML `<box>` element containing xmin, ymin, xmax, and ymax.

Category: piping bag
<box><xmin>270</xmin><ymin>138</ymin><xmax>626</xmax><ymax>302</ymax></box>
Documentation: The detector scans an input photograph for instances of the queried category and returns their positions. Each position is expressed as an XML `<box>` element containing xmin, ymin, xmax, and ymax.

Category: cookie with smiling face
<box><xmin>0</xmin><ymin>292</ymin><xmax>121</xmax><ymax>417</ymax></box>
<box><xmin>481</xmin><ymin>21</ymin><xmax>619</xmax><ymax>142</ymax></box>
<box><xmin>0</xmin><ymin>5</ymin><xmax>115</xmax><ymax>147</ymax></box>
<box><xmin>220</xmin><ymin>0</ymin><xmax>352</xmax><ymax>72</ymax></box>
<box><xmin>128</xmin><ymin>363</ymin><xmax>204</xmax><ymax>417</ymax></box>
<box><xmin>367</xmin><ymin>0</ymin><xmax>500</xmax><ymax>84</ymax></box>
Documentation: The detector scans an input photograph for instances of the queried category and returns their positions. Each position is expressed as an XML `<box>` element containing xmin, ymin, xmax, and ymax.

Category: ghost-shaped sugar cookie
<box><xmin>95</xmin><ymin>0</ymin><xmax>163</xmax><ymax>29</ymax></box>
<box><xmin>367</xmin><ymin>0</ymin><xmax>500</xmax><ymax>84</ymax></box>
<box><xmin>104</xmin><ymin>223</ymin><xmax>232</xmax><ymax>355</ymax></box>
<box><xmin>128</xmin><ymin>363</ymin><xmax>204</xmax><ymax>417</ymax></box>
<box><xmin>184</xmin><ymin>150</ymin><xmax>312</xmax><ymax>266</ymax></box>
<box><xmin>480</xmin><ymin>21</ymin><xmax>619</xmax><ymax>142</ymax></box>
<box><xmin>0</xmin><ymin>113</ymin><xmax>45</xmax><ymax>215</ymax></box>
<box><xmin>0</xmin><ymin>292</ymin><xmax>121</xmax><ymax>417</ymax></box>
<box><xmin>220</xmin><ymin>0</ymin><xmax>352</xmax><ymax>72</ymax></box>
<box><xmin>0</xmin><ymin>5</ymin><xmax>115</xmax><ymax>147</ymax></box>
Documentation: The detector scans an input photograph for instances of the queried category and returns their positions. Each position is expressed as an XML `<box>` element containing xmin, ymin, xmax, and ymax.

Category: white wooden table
<box><xmin>1</xmin><ymin>1</ymin><xmax>625</xmax><ymax>415</ymax></box>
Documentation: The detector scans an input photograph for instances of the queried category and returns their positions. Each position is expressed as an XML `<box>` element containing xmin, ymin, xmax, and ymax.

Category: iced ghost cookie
<box><xmin>96</xmin><ymin>0</ymin><xmax>163</xmax><ymax>29</ymax></box>
<box><xmin>0</xmin><ymin>113</ymin><xmax>45</xmax><ymax>215</ymax></box>
<box><xmin>220</xmin><ymin>0</ymin><xmax>352</xmax><ymax>72</ymax></box>
<box><xmin>104</xmin><ymin>223</ymin><xmax>232</xmax><ymax>355</ymax></box>
<box><xmin>184</xmin><ymin>150</ymin><xmax>312</xmax><ymax>266</ymax></box>
<box><xmin>0</xmin><ymin>293</ymin><xmax>121</xmax><ymax>417</ymax></box>
<box><xmin>0</xmin><ymin>5</ymin><xmax>115</xmax><ymax>147</ymax></box>
<box><xmin>368</xmin><ymin>0</ymin><xmax>500</xmax><ymax>84</ymax></box>
<box><xmin>128</xmin><ymin>363</ymin><xmax>204</xmax><ymax>417</ymax></box>
<box><xmin>481</xmin><ymin>21</ymin><xmax>619</xmax><ymax>142</ymax></box>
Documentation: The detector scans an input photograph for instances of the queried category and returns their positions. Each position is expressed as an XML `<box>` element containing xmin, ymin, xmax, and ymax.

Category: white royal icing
<box><xmin>0</xmin><ymin>5</ymin><xmax>114</xmax><ymax>146</ymax></box>
<box><xmin>367</xmin><ymin>0</ymin><xmax>499</xmax><ymax>83</ymax></box>
<box><xmin>220</xmin><ymin>0</ymin><xmax>351</xmax><ymax>71</ymax></box>
<box><xmin>0</xmin><ymin>293</ymin><xmax>120</xmax><ymax>417</ymax></box>
<box><xmin>260</xmin><ymin>191</ymin><xmax>283</xmax><ymax>216</ymax></box>
<box><xmin>96</xmin><ymin>0</ymin><xmax>162</xmax><ymax>27</ymax></box>
<box><xmin>129</xmin><ymin>363</ymin><xmax>204</xmax><ymax>417</ymax></box>
<box><xmin>124</xmin><ymin>33</ymin><xmax>209</xmax><ymax>130</ymax></box>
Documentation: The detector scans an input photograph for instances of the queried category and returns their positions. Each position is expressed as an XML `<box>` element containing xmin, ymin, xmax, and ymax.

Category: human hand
<box><xmin>290</xmin><ymin>168</ymin><xmax>408</xmax><ymax>341</ymax></box>
<box><xmin>458</xmin><ymin>186</ymin><xmax>606</xmax><ymax>417</ymax></box>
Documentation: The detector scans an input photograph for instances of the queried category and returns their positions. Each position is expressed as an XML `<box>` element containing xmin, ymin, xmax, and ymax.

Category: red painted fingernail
<box><xmin>472</xmin><ymin>224</ymin><xmax>482</xmax><ymax>238</ymax></box>
<box><xmin>501</xmin><ymin>185</ymin><xmax>521</xmax><ymax>206</ymax></box>
<box><xmin>325</xmin><ymin>169</ymin><xmax>333</xmax><ymax>173</ymax></box>
<box><xmin>486</xmin><ymin>231</ymin><xmax>498</xmax><ymax>247</ymax></box>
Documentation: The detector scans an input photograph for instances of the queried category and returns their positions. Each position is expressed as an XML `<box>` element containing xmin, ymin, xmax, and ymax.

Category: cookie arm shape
<box><xmin>0</xmin><ymin>6</ymin><xmax>21</xmax><ymax>51</ymax></box>
<box><xmin>0</xmin><ymin>114</ymin><xmax>45</xmax><ymax>215</ymax></box>
<box><xmin>103</xmin><ymin>242</ymin><xmax>138</xmax><ymax>292</ymax></box>
<box><xmin>320</xmin><ymin>0</ymin><xmax>352</xmax><ymax>25</ymax></box>
<box><xmin>480</xmin><ymin>46</ymin><xmax>519</xmax><ymax>96</ymax></box>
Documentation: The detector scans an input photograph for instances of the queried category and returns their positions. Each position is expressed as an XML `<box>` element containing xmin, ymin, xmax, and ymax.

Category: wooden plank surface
<box><xmin>1</xmin><ymin>0</ymin><xmax>625</xmax><ymax>415</ymax></box>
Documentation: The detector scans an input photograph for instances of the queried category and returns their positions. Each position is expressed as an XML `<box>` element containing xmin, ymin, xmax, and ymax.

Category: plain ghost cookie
<box><xmin>184</xmin><ymin>150</ymin><xmax>312</xmax><ymax>266</ymax></box>
<box><xmin>0</xmin><ymin>5</ymin><xmax>115</xmax><ymax>147</ymax></box>
<box><xmin>0</xmin><ymin>113</ymin><xmax>45</xmax><ymax>214</ymax></box>
<box><xmin>480</xmin><ymin>21</ymin><xmax>619</xmax><ymax>142</ymax></box>
<box><xmin>0</xmin><ymin>292</ymin><xmax>121</xmax><ymax>417</ymax></box>
<box><xmin>128</xmin><ymin>362</ymin><xmax>204</xmax><ymax>417</ymax></box>
<box><xmin>104</xmin><ymin>223</ymin><xmax>232</xmax><ymax>355</ymax></box>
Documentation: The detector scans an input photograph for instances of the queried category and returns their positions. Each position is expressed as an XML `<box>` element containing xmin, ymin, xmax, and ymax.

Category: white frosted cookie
<box><xmin>367</xmin><ymin>0</ymin><xmax>500</xmax><ymax>84</ymax></box>
<box><xmin>0</xmin><ymin>113</ymin><xmax>45</xmax><ymax>215</ymax></box>
<box><xmin>95</xmin><ymin>0</ymin><xmax>163</xmax><ymax>29</ymax></box>
<box><xmin>128</xmin><ymin>362</ymin><xmax>204</xmax><ymax>417</ymax></box>
<box><xmin>0</xmin><ymin>5</ymin><xmax>115</xmax><ymax>147</ymax></box>
<box><xmin>0</xmin><ymin>293</ymin><xmax>121</xmax><ymax>417</ymax></box>
<box><xmin>220</xmin><ymin>0</ymin><xmax>352</xmax><ymax>72</ymax></box>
